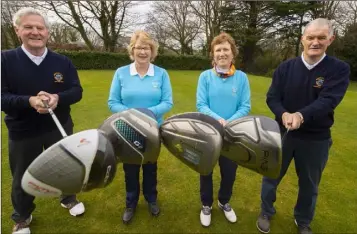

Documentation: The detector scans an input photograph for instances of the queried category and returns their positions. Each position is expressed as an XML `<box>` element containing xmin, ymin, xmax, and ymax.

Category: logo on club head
<box><xmin>28</xmin><ymin>181</ymin><xmax>59</xmax><ymax>195</ymax></box>
<box><xmin>77</xmin><ymin>138</ymin><xmax>91</xmax><ymax>147</ymax></box>
<box><xmin>260</xmin><ymin>150</ymin><xmax>269</xmax><ymax>171</ymax></box>
<box><xmin>174</xmin><ymin>143</ymin><xmax>184</xmax><ymax>153</ymax></box>
<box><xmin>54</xmin><ymin>72</ymin><xmax>64</xmax><ymax>83</ymax></box>
<box><xmin>133</xmin><ymin>140</ymin><xmax>143</xmax><ymax>149</ymax></box>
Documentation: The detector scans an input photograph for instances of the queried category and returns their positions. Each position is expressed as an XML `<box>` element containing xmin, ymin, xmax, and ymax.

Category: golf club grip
<box><xmin>42</xmin><ymin>100</ymin><xmax>68</xmax><ymax>138</ymax></box>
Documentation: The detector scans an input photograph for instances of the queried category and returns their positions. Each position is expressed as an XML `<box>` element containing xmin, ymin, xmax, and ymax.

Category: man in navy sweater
<box><xmin>1</xmin><ymin>7</ymin><xmax>85</xmax><ymax>234</ymax></box>
<box><xmin>256</xmin><ymin>19</ymin><xmax>350</xmax><ymax>234</ymax></box>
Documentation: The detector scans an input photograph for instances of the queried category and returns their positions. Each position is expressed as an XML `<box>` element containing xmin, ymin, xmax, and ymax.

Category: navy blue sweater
<box><xmin>1</xmin><ymin>47</ymin><xmax>83</xmax><ymax>140</ymax></box>
<box><xmin>267</xmin><ymin>56</ymin><xmax>350</xmax><ymax>140</ymax></box>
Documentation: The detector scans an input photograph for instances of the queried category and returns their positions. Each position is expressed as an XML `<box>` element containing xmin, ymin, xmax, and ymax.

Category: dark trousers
<box><xmin>200</xmin><ymin>155</ymin><xmax>238</xmax><ymax>207</ymax></box>
<box><xmin>9</xmin><ymin>120</ymin><xmax>77</xmax><ymax>223</ymax></box>
<box><xmin>260</xmin><ymin>135</ymin><xmax>331</xmax><ymax>225</ymax></box>
<box><xmin>123</xmin><ymin>162</ymin><xmax>158</xmax><ymax>208</ymax></box>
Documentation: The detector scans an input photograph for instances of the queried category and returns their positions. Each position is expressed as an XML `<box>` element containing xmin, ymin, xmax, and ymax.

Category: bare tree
<box><xmin>145</xmin><ymin>12</ymin><xmax>171</xmax><ymax>54</ymax></box>
<box><xmin>1</xmin><ymin>1</ymin><xmax>32</xmax><ymax>49</ymax></box>
<box><xmin>310</xmin><ymin>1</ymin><xmax>340</xmax><ymax>19</ymax></box>
<box><xmin>49</xmin><ymin>23</ymin><xmax>80</xmax><ymax>44</ymax></box>
<box><xmin>147</xmin><ymin>1</ymin><xmax>201</xmax><ymax>55</ymax></box>
<box><xmin>36</xmin><ymin>1</ymin><xmax>136</xmax><ymax>52</ymax></box>
<box><xmin>347</xmin><ymin>1</ymin><xmax>357</xmax><ymax>25</ymax></box>
<box><xmin>190</xmin><ymin>0</ymin><xmax>226</xmax><ymax>56</ymax></box>
<box><xmin>319</xmin><ymin>1</ymin><xmax>357</xmax><ymax>36</ymax></box>
<box><xmin>76</xmin><ymin>1</ymin><xmax>134</xmax><ymax>52</ymax></box>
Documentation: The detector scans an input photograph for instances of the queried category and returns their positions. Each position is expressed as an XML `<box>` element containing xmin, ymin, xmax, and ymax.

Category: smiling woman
<box><xmin>126</xmin><ymin>31</ymin><xmax>159</xmax><ymax>76</ymax></box>
<box><xmin>107</xmin><ymin>30</ymin><xmax>173</xmax><ymax>223</ymax></box>
<box><xmin>195</xmin><ymin>32</ymin><xmax>251</xmax><ymax>227</ymax></box>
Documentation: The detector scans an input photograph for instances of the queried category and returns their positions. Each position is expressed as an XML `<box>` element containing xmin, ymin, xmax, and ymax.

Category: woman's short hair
<box><xmin>13</xmin><ymin>7</ymin><xmax>50</xmax><ymax>29</ymax></box>
<box><xmin>127</xmin><ymin>30</ymin><xmax>159</xmax><ymax>62</ymax></box>
<box><xmin>210</xmin><ymin>32</ymin><xmax>238</xmax><ymax>64</ymax></box>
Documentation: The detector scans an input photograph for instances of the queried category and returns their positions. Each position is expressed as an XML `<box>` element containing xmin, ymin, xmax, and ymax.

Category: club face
<box><xmin>221</xmin><ymin>116</ymin><xmax>282</xmax><ymax>179</ymax></box>
<box><xmin>22</xmin><ymin>130</ymin><xmax>96</xmax><ymax>196</ymax></box>
<box><xmin>22</xmin><ymin>129</ymin><xmax>118</xmax><ymax>197</ymax></box>
<box><xmin>160</xmin><ymin>116</ymin><xmax>222</xmax><ymax>175</ymax></box>
<box><xmin>98</xmin><ymin>109</ymin><xmax>161</xmax><ymax>165</ymax></box>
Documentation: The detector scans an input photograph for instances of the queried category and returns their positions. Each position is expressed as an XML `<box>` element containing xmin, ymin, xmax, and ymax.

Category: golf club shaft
<box><xmin>281</xmin><ymin>127</ymin><xmax>290</xmax><ymax>144</ymax></box>
<box><xmin>42</xmin><ymin>100</ymin><xmax>68</xmax><ymax>138</ymax></box>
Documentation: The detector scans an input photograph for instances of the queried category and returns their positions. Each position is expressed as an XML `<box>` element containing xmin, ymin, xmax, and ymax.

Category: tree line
<box><xmin>1</xmin><ymin>1</ymin><xmax>356</xmax><ymax>79</ymax></box>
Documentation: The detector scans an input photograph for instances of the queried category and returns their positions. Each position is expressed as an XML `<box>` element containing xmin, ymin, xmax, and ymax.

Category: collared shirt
<box><xmin>21</xmin><ymin>44</ymin><xmax>48</xmax><ymax>66</ymax></box>
<box><xmin>301</xmin><ymin>52</ymin><xmax>326</xmax><ymax>70</ymax></box>
<box><xmin>129</xmin><ymin>63</ymin><xmax>155</xmax><ymax>78</ymax></box>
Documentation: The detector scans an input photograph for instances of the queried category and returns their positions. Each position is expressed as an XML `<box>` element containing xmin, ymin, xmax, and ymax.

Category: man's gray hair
<box><xmin>303</xmin><ymin>18</ymin><xmax>334</xmax><ymax>37</ymax></box>
<box><xmin>13</xmin><ymin>7</ymin><xmax>50</xmax><ymax>29</ymax></box>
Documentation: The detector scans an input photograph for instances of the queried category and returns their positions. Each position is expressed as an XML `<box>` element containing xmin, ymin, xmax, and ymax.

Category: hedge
<box><xmin>55</xmin><ymin>50</ymin><xmax>356</xmax><ymax>81</ymax></box>
<box><xmin>56</xmin><ymin>50</ymin><xmax>213</xmax><ymax>70</ymax></box>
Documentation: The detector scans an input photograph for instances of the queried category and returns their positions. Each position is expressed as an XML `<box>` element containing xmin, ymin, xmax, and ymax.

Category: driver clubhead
<box><xmin>98</xmin><ymin>108</ymin><xmax>161</xmax><ymax>165</ymax></box>
<box><xmin>221</xmin><ymin>115</ymin><xmax>282</xmax><ymax>179</ymax></box>
<box><xmin>160</xmin><ymin>112</ymin><xmax>223</xmax><ymax>175</ymax></box>
<box><xmin>21</xmin><ymin>129</ymin><xmax>117</xmax><ymax>197</ymax></box>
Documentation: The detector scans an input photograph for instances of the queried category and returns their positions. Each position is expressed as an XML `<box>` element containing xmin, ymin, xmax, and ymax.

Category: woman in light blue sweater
<box><xmin>108</xmin><ymin>31</ymin><xmax>173</xmax><ymax>223</ymax></box>
<box><xmin>196</xmin><ymin>32</ymin><xmax>251</xmax><ymax>227</ymax></box>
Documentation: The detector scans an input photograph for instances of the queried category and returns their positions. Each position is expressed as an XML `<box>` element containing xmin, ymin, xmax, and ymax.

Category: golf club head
<box><xmin>221</xmin><ymin>115</ymin><xmax>282</xmax><ymax>179</ymax></box>
<box><xmin>98</xmin><ymin>108</ymin><xmax>161</xmax><ymax>165</ymax></box>
<box><xmin>160</xmin><ymin>112</ymin><xmax>223</xmax><ymax>175</ymax></box>
<box><xmin>21</xmin><ymin>129</ymin><xmax>117</xmax><ymax>197</ymax></box>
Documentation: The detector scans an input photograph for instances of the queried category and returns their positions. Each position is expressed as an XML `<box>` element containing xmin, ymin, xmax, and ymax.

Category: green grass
<box><xmin>2</xmin><ymin>70</ymin><xmax>357</xmax><ymax>233</ymax></box>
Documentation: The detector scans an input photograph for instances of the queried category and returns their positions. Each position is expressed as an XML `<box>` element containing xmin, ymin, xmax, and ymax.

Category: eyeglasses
<box><xmin>134</xmin><ymin>46</ymin><xmax>151</xmax><ymax>52</ymax></box>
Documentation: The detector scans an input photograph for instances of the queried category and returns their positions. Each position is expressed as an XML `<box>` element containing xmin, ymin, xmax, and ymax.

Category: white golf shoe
<box><xmin>218</xmin><ymin>201</ymin><xmax>237</xmax><ymax>223</ymax></box>
<box><xmin>200</xmin><ymin>206</ymin><xmax>212</xmax><ymax>227</ymax></box>
<box><xmin>61</xmin><ymin>200</ymin><xmax>85</xmax><ymax>216</ymax></box>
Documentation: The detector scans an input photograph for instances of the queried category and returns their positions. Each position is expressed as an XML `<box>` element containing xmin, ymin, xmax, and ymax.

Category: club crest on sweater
<box><xmin>232</xmin><ymin>87</ymin><xmax>237</xmax><ymax>96</ymax></box>
<box><xmin>152</xmin><ymin>81</ymin><xmax>160</xmax><ymax>88</ymax></box>
<box><xmin>54</xmin><ymin>72</ymin><xmax>64</xmax><ymax>83</ymax></box>
<box><xmin>313</xmin><ymin>77</ymin><xmax>324</xmax><ymax>88</ymax></box>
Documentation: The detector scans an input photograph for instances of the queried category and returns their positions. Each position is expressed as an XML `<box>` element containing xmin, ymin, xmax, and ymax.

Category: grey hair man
<box><xmin>2</xmin><ymin>7</ymin><xmax>85</xmax><ymax>234</ymax></box>
<box><xmin>256</xmin><ymin>18</ymin><xmax>350</xmax><ymax>234</ymax></box>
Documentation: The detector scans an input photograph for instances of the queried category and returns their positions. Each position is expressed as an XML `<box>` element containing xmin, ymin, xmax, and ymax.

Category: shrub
<box><xmin>56</xmin><ymin>50</ymin><xmax>212</xmax><ymax>70</ymax></box>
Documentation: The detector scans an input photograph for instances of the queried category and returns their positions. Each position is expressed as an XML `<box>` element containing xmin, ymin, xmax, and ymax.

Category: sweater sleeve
<box><xmin>108</xmin><ymin>69</ymin><xmax>129</xmax><ymax>113</ymax></box>
<box><xmin>196</xmin><ymin>72</ymin><xmax>223</xmax><ymax>120</ymax></box>
<box><xmin>57</xmin><ymin>58</ymin><xmax>83</xmax><ymax>106</ymax></box>
<box><xmin>1</xmin><ymin>53</ymin><xmax>32</xmax><ymax>114</ymax></box>
<box><xmin>298</xmin><ymin>62</ymin><xmax>350</xmax><ymax>122</ymax></box>
<box><xmin>148</xmin><ymin>70</ymin><xmax>173</xmax><ymax>117</ymax></box>
<box><xmin>227</xmin><ymin>74</ymin><xmax>251</xmax><ymax>122</ymax></box>
<box><xmin>266</xmin><ymin>64</ymin><xmax>288</xmax><ymax>122</ymax></box>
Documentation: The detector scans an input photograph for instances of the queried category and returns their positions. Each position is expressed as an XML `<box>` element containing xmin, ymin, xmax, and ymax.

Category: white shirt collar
<box><xmin>301</xmin><ymin>52</ymin><xmax>326</xmax><ymax>70</ymax></box>
<box><xmin>21</xmin><ymin>44</ymin><xmax>48</xmax><ymax>66</ymax></box>
<box><xmin>130</xmin><ymin>63</ymin><xmax>154</xmax><ymax>78</ymax></box>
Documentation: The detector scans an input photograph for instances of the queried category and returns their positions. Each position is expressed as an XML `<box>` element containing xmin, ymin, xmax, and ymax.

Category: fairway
<box><xmin>1</xmin><ymin>70</ymin><xmax>356</xmax><ymax>233</ymax></box>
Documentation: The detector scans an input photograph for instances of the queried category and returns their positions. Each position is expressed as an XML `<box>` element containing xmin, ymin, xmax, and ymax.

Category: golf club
<box><xmin>160</xmin><ymin>112</ymin><xmax>223</xmax><ymax>175</ymax></box>
<box><xmin>21</xmin><ymin>100</ymin><xmax>117</xmax><ymax>197</ymax></box>
<box><xmin>42</xmin><ymin>100</ymin><xmax>67</xmax><ymax>138</ymax></box>
<box><xmin>98</xmin><ymin>108</ymin><xmax>161</xmax><ymax>165</ymax></box>
<box><xmin>221</xmin><ymin>115</ymin><xmax>282</xmax><ymax>179</ymax></box>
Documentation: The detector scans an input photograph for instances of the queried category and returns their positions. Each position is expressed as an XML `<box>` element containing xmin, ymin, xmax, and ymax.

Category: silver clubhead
<box><xmin>221</xmin><ymin>116</ymin><xmax>282</xmax><ymax>179</ymax></box>
<box><xmin>22</xmin><ymin>129</ymin><xmax>117</xmax><ymax>197</ymax></box>
<box><xmin>160</xmin><ymin>112</ymin><xmax>223</xmax><ymax>175</ymax></box>
<box><xmin>98</xmin><ymin>108</ymin><xmax>161</xmax><ymax>165</ymax></box>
